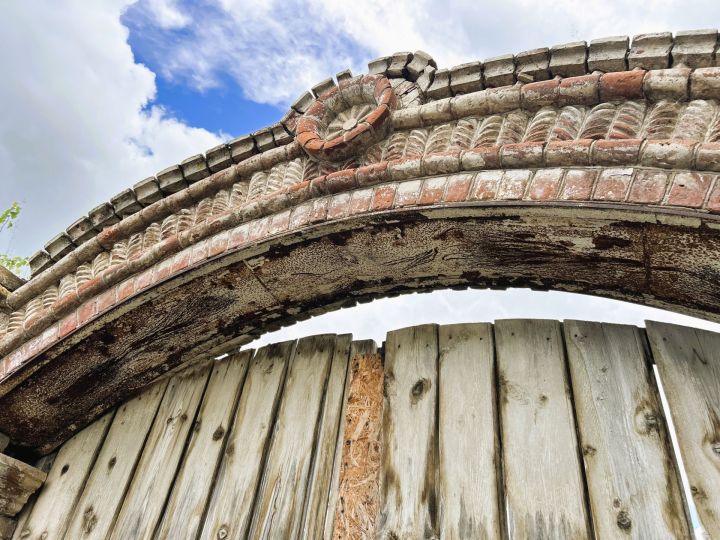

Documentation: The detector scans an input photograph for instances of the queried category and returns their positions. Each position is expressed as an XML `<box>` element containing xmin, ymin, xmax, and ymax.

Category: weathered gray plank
<box><xmin>377</xmin><ymin>324</ymin><xmax>438</xmax><ymax>539</ymax></box>
<box><xmin>9</xmin><ymin>454</ymin><xmax>54</xmax><ymax>540</ymax></box>
<box><xmin>13</xmin><ymin>413</ymin><xmax>113</xmax><ymax>540</ymax></box>
<box><xmin>646</xmin><ymin>321</ymin><xmax>720</xmax><ymax>538</ymax></box>
<box><xmin>108</xmin><ymin>360</ymin><xmax>211</xmax><ymax>540</ymax></box>
<box><xmin>300</xmin><ymin>334</ymin><xmax>352</xmax><ymax>539</ymax></box>
<box><xmin>155</xmin><ymin>351</ymin><xmax>251</xmax><ymax>540</ymax></box>
<box><xmin>247</xmin><ymin>334</ymin><xmax>336</xmax><ymax>539</ymax></box>
<box><xmin>0</xmin><ymin>516</ymin><xmax>15</xmax><ymax>540</ymax></box>
<box><xmin>565</xmin><ymin>320</ymin><xmax>690</xmax><ymax>539</ymax></box>
<box><xmin>495</xmin><ymin>319</ymin><xmax>591</xmax><ymax>539</ymax></box>
<box><xmin>199</xmin><ymin>341</ymin><xmax>293</xmax><ymax>540</ymax></box>
<box><xmin>0</xmin><ymin>454</ymin><xmax>46</xmax><ymax>517</ymax></box>
<box><xmin>64</xmin><ymin>380</ymin><xmax>168</xmax><ymax>540</ymax></box>
<box><xmin>438</xmin><ymin>323</ymin><xmax>502</xmax><ymax>540</ymax></box>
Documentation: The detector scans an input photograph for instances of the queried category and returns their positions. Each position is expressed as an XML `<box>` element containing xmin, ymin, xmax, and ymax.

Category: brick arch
<box><xmin>3</xmin><ymin>31</ymin><xmax>720</xmax><ymax>452</ymax></box>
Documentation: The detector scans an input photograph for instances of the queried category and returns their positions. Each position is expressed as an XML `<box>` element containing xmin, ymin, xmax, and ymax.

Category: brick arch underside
<box><xmin>1</xmin><ymin>199</ymin><xmax>719</xmax><ymax>453</ymax></box>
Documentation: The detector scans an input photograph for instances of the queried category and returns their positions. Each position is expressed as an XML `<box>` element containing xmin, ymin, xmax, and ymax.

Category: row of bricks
<box><xmin>31</xmin><ymin>30</ymin><xmax>719</xmax><ymax>275</ymax></box>
<box><xmin>2</xmin><ymin>164</ymin><xmax>719</xmax><ymax>373</ymax></box>
<box><xmin>29</xmin><ymin>66</ymin><xmax>720</xmax><ymax>300</ymax></box>
<box><xmin>394</xmin><ymin>67</ymin><xmax>720</xmax><ymax>130</ymax></box>
<box><xmin>9</xmin><ymin>135</ymin><xmax>720</xmax><ymax>315</ymax></box>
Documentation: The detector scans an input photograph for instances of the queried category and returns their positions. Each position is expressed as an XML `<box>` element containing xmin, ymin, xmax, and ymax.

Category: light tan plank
<box><xmin>155</xmin><ymin>351</ymin><xmax>251</xmax><ymax>540</ymax></box>
<box><xmin>108</xmin><ymin>360</ymin><xmax>211</xmax><ymax>540</ymax></box>
<box><xmin>13</xmin><ymin>413</ymin><xmax>113</xmax><ymax>540</ymax></box>
<box><xmin>495</xmin><ymin>319</ymin><xmax>591</xmax><ymax>539</ymax></box>
<box><xmin>377</xmin><ymin>324</ymin><xmax>438</xmax><ymax>539</ymax></box>
<box><xmin>63</xmin><ymin>380</ymin><xmax>168</xmax><ymax>539</ymax></box>
<box><xmin>301</xmin><ymin>334</ymin><xmax>352</xmax><ymax>539</ymax></box>
<box><xmin>646</xmin><ymin>321</ymin><xmax>720</xmax><ymax>538</ymax></box>
<box><xmin>10</xmin><ymin>454</ymin><xmax>54</xmax><ymax>540</ymax></box>
<box><xmin>0</xmin><ymin>454</ymin><xmax>46</xmax><ymax>517</ymax></box>
<box><xmin>199</xmin><ymin>341</ymin><xmax>293</xmax><ymax>540</ymax></box>
<box><xmin>248</xmin><ymin>334</ymin><xmax>336</xmax><ymax>539</ymax></box>
<box><xmin>565</xmin><ymin>320</ymin><xmax>690</xmax><ymax>539</ymax></box>
<box><xmin>438</xmin><ymin>323</ymin><xmax>501</xmax><ymax>540</ymax></box>
<box><xmin>331</xmin><ymin>340</ymin><xmax>382</xmax><ymax>539</ymax></box>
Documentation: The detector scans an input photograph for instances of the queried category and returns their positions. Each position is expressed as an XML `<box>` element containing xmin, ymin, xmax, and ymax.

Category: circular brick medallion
<box><xmin>296</xmin><ymin>74</ymin><xmax>397</xmax><ymax>162</ymax></box>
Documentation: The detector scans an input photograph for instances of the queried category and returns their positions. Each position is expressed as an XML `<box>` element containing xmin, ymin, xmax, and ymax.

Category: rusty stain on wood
<box><xmin>332</xmin><ymin>350</ymin><xmax>384</xmax><ymax>539</ymax></box>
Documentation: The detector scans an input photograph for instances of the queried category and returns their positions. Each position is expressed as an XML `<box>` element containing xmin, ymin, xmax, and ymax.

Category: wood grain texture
<box><xmin>155</xmin><ymin>351</ymin><xmax>251</xmax><ymax>540</ymax></box>
<box><xmin>437</xmin><ymin>323</ymin><xmax>502</xmax><ymax>540</ymax></box>
<box><xmin>199</xmin><ymin>341</ymin><xmax>293</xmax><ymax>540</ymax></box>
<box><xmin>325</xmin><ymin>341</ymin><xmax>378</xmax><ymax>540</ymax></box>
<box><xmin>247</xmin><ymin>334</ymin><xmax>336</xmax><ymax>539</ymax></box>
<box><xmin>331</xmin><ymin>342</ymin><xmax>383</xmax><ymax>539</ymax></box>
<box><xmin>646</xmin><ymin>321</ymin><xmax>720</xmax><ymax>539</ymax></box>
<box><xmin>0</xmin><ymin>516</ymin><xmax>15</xmax><ymax>540</ymax></box>
<box><xmin>9</xmin><ymin>454</ymin><xmax>54</xmax><ymax>540</ymax></box>
<box><xmin>108</xmin><ymin>360</ymin><xmax>211</xmax><ymax>540</ymax></box>
<box><xmin>495</xmin><ymin>319</ymin><xmax>591</xmax><ymax>539</ymax></box>
<box><xmin>377</xmin><ymin>324</ymin><xmax>439</xmax><ymax>539</ymax></box>
<box><xmin>300</xmin><ymin>334</ymin><xmax>352</xmax><ymax>540</ymax></box>
<box><xmin>63</xmin><ymin>380</ymin><xmax>168</xmax><ymax>540</ymax></box>
<box><xmin>13</xmin><ymin>413</ymin><xmax>112</xmax><ymax>540</ymax></box>
<box><xmin>564</xmin><ymin>320</ymin><xmax>690</xmax><ymax>539</ymax></box>
<box><xmin>0</xmin><ymin>454</ymin><xmax>46</xmax><ymax>517</ymax></box>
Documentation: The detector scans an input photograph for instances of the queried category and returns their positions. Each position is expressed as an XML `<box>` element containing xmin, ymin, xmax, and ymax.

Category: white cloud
<box><xmin>0</xmin><ymin>0</ymin><xmax>223</xmax><ymax>256</ymax></box>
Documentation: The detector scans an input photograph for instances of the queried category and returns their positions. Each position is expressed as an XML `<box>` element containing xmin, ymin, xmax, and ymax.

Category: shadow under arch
<box><xmin>2</xmin><ymin>200</ymin><xmax>720</xmax><ymax>452</ymax></box>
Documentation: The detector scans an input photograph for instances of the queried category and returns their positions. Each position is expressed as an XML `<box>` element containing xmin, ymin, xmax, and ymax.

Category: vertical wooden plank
<box><xmin>646</xmin><ymin>321</ymin><xmax>720</xmax><ymax>538</ymax></box>
<box><xmin>377</xmin><ymin>324</ymin><xmax>438</xmax><ymax>539</ymax></box>
<box><xmin>248</xmin><ymin>334</ymin><xmax>336</xmax><ymax>539</ymax></box>
<box><xmin>108</xmin><ymin>360</ymin><xmax>211</xmax><ymax>540</ymax></box>
<box><xmin>300</xmin><ymin>334</ymin><xmax>352</xmax><ymax>539</ymax></box>
<box><xmin>438</xmin><ymin>323</ymin><xmax>502</xmax><ymax>539</ymax></box>
<box><xmin>199</xmin><ymin>341</ymin><xmax>294</xmax><ymax>540</ymax></box>
<box><xmin>565</xmin><ymin>320</ymin><xmax>690</xmax><ymax>539</ymax></box>
<box><xmin>13</xmin><ymin>413</ymin><xmax>113</xmax><ymax>540</ymax></box>
<box><xmin>154</xmin><ymin>351</ymin><xmax>251</xmax><ymax>540</ymax></box>
<box><xmin>331</xmin><ymin>340</ymin><xmax>382</xmax><ymax>539</ymax></box>
<box><xmin>63</xmin><ymin>380</ymin><xmax>168</xmax><ymax>540</ymax></box>
<box><xmin>495</xmin><ymin>319</ymin><xmax>590</xmax><ymax>539</ymax></box>
<box><xmin>10</xmin><ymin>454</ymin><xmax>55</xmax><ymax>540</ymax></box>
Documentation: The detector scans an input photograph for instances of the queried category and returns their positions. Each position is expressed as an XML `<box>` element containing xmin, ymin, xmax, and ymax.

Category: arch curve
<box><xmin>3</xmin><ymin>31</ymin><xmax>720</xmax><ymax>452</ymax></box>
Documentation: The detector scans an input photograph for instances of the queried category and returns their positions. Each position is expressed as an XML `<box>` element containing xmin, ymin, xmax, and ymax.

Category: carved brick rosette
<box><xmin>296</xmin><ymin>74</ymin><xmax>397</xmax><ymax>162</ymax></box>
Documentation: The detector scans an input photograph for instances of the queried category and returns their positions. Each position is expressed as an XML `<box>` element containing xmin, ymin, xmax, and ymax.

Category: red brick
<box><xmin>309</xmin><ymin>197</ymin><xmax>330</xmax><ymax>223</ymax></box>
<box><xmin>78</xmin><ymin>299</ymin><xmax>98</xmax><ymax>326</ymax></box>
<box><xmin>136</xmin><ymin>267</ymin><xmax>155</xmax><ymax>290</ymax></box>
<box><xmin>599</xmin><ymin>70</ymin><xmax>646</xmax><ymax>101</ymax></box>
<box><xmin>289</xmin><ymin>202</ymin><xmax>314</xmax><ymax>229</ymax></box>
<box><xmin>40</xmin><ymin>325</ymin><xmax>59</xmax><ymax>351</ymax></box>
<box><xmin>418</xmin><ymin>177</ymin><xmax>448</xmax><ymax>205</ymax></box>
<box><xmin>228</xmin><ymin>224</ymin><xmax>250</xmax><ymax>249</ymax></box>
<box><xmin>96</xmin><ymin>287</ymin><xmax>117</xmax><ymax>313</ymax></box>
<box><xmin>558</xmin><ymin>73</ymin><xmax>600</xmax><ymax>106</ymax></box>
<box><xmin>628</xmin><ymin>170</ymin><xmax>669</xmax><ymax>204</ymax></box>
<box><xmin>593</xmin><ymin>168</ymin><xmax>633</xmax><ymax>201</ymax></box>
<box><xmin>349</xmin><ymin>188</ymin><xmax>373</xmax><ymax>215</ymax></box>
<box><xmin>267</xmin><ymin>211</ymin><xmax>290</xmax><ymax>236</ymax></box>
<box><xmin>326</xmin><ymin>169</ymin><xmax>357</xmax><ymax>193</ymax></box>
<box><xmin>707</xmin><ymin>178</ymin><xmax>720</xmax><ymax>212</ymax></box>
<box><xmin>154</xmin><ymin>258</ymin><xmax>174</xmax><ymax>282</ymax></box>
<box><xmin>247</xmin><ymin>217</ymin><xmax>270</xmax><ymax>243</ymax></box>
<box><xmin>356</xmin><ymin>162</ymin><xmax>388</xmax><ymax>187</ymax></box>
<box><xmin>501</xmin><ymin>142</ymin><xmax>544</xmax><ymax>168</ymax></box>
<box><xmin>328</xmin><ymin>193</ymin><xmax>352</xmax><ymax>219</ymax></box>
<box><xmin>521</xmin><ymin>79</ymin><xmax>559</xmax><ymax>108</ymax></box>
<box><xmin>189</xmin><ymin>240</ymin><xmax>209</xmax><ymax>265</ymax></box>
<box><xmin>58</xmin><ymin>312</ymin><xmax>78</xmax><ymax>338</ymax></box>
<box><xmin>592</xmin><ymin>140</ymin><xmax>642</xmax><ymax>165</ymax></box>
<box><xmin>545</xmin><ymin>140</ymin><xmax>592</xmax><ymax>167</ymax></box>
<box><xmin>527</xmin><ymin>169</ymin><xmax>563</xmax><ymax>200</ymax></box>
<box><xmin>444</xmin><ymin>174</ymin><xmax>474</xmax><ymax>202</ymax></box>
<box><xmin>461</xmin><ymin>146</ymin><xmax>501</xmax><ymax>170</ymax></box>
<box><xmin>371</xmin><ymin>184</ymin><xmax>397</xmax><ymax>210</ymax></box>
<box><xmin>394</xmin><ymin>180</ymin><xmax>423</xmax><ymax>207</ymax></box>
<box><xmin>498</xmin><ymin>170</ymin><xmax>532</xmax><ymax>200</ymax></box>
<box><xmin>171</xmin><ymin>249</ymin><xmax>192</xmax><ymax>273</ymax></box>
<box><xmin>117</xmin><ymin>278</ymin><xmax>136</xmax><ymax>302</ymax></box>
<box><xmin>561</xmin><ymin>169</ymin><xmax>598</xmax><ymax>200</ymax></box>
<box><xmin>468</xmin><ymin>171</ymin><xmax>502</xmax><ymax>201</ymax></box>
<box><xmin>666</xmin><ymin>172</ymin><xmax>713</xmax><ymax>208</ymax></box>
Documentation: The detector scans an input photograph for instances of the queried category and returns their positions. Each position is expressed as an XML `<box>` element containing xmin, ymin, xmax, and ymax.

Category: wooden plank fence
<box><xmin>9</xmin><ymin>320</ymin><xmax>719</xmax><ymax>539</ymax></box>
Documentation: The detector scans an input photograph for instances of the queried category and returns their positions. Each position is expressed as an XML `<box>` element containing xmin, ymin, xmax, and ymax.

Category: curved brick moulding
<box><xmin>3</xmin><ymin>29</ymin><xmax>720</xmax><ymax>452</ymax></box>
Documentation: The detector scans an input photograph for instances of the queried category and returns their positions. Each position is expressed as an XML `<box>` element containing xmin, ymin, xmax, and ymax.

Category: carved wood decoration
<box><xmin>2</xmin><ymin>30</ymin><xmax>720</xmax><ymax>453</ymax></box>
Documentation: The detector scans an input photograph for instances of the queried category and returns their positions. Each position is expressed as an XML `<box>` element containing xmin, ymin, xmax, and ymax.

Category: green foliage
<box><xmin>0</xmin><ymin>202</ymin><xmax>28</xmax><ymax>274</ymax></box>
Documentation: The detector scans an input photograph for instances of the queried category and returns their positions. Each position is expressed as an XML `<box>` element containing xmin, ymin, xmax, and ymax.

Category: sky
<box><xmin>2</xmin><ymin>0</ymin><xmax>720</xmax><ymax>349</ymax></box>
